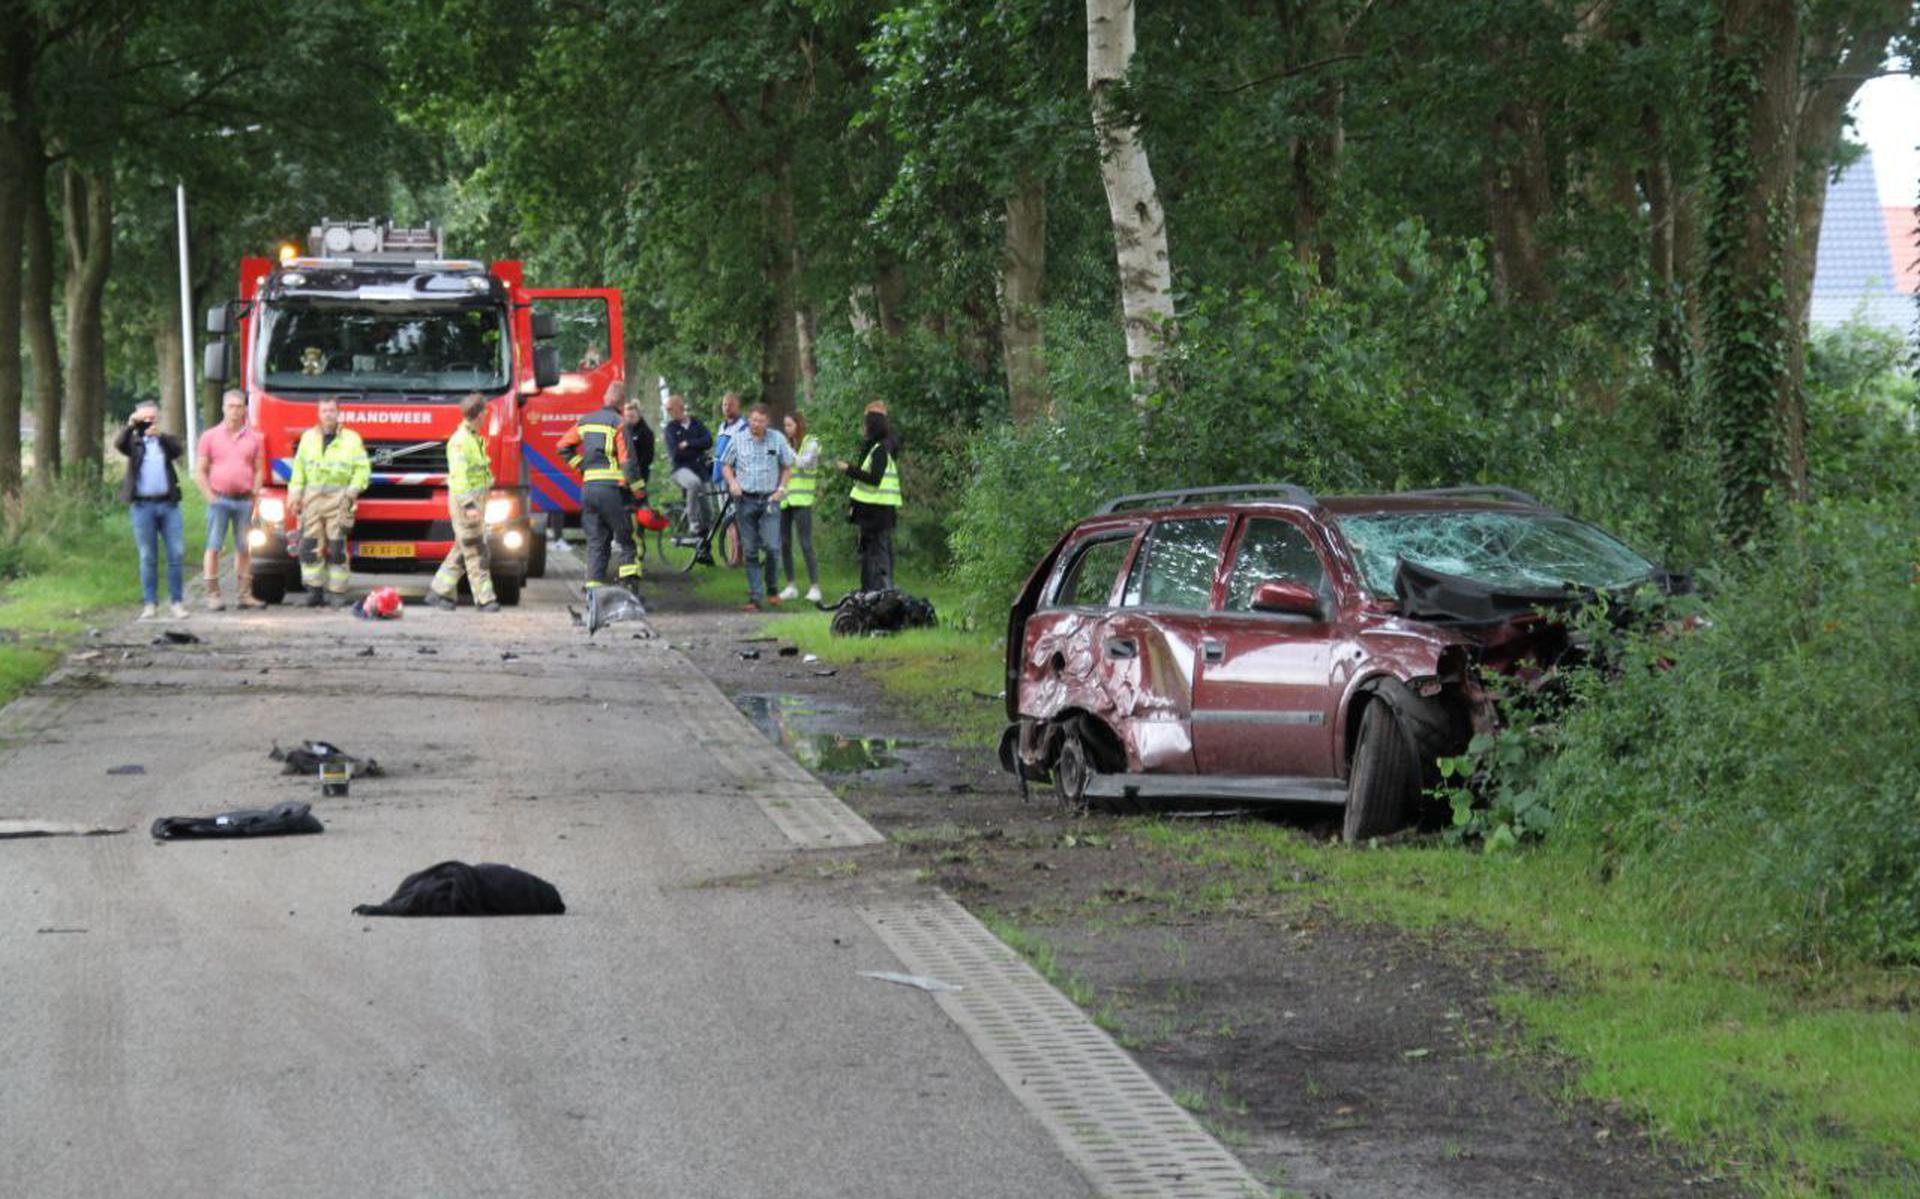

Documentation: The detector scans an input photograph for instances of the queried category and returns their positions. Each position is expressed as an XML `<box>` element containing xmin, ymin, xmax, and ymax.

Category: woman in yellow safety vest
<box><xmin>777</xmin><ymin>411</ymin><xmax>823</xmax><ymax>603</ymax></box>
<box><xmin>837</xmin><ymin>405</ymin><xmax>901</xmax><ymax>592</ymax></box>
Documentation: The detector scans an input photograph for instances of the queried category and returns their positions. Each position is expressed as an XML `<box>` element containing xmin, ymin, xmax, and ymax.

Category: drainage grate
<box><xmin>860</xmin><ymin>894</ymin><xmax>1266</xmax><ymax>1199</ymax></box>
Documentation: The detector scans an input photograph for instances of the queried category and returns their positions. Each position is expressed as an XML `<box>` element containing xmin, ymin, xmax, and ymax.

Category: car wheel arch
<box><xmin>1344</xmin><ymin>674</ymin><xmax>1468</xmax><ymax>787</ymax></box>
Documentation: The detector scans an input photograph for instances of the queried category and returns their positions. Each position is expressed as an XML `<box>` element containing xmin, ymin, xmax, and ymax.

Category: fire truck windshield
<box><xmin>259</xmin><ymin>302</ymin><xmax>510</xmax><ymax>395</ymax></box>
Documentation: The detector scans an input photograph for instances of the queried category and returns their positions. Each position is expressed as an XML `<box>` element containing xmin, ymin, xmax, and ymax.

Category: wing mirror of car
<box><xmin>1250</xmin><ymin>579</ymin><xmax>1320</xmax><ymax>617</ymax></box>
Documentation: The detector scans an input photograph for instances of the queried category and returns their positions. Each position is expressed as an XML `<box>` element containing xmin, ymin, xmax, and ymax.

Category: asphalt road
<box><xmin>0</xmin><ymin>555</ymin><xmax>1095</xmax><ymax>1199</ymax></box>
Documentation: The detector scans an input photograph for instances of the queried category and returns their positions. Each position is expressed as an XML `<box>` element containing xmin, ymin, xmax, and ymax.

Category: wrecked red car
<box><xmin>999</xmin><ymin>484</ymin><xmax>1683</xmax><ymax>841</ymax></box>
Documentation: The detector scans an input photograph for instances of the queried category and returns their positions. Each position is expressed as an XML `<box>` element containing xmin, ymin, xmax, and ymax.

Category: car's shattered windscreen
<box><xmin>1337</xmin><ymin>511</ymin><xmax>1656</xmax><ymax>597</ymax></box>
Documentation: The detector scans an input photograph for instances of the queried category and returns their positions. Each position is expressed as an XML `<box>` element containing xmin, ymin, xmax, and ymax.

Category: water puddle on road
<box><xmin>733</xmin><ymin>693</ymin><xmax>922</xmax><ymax>773</ymax></box>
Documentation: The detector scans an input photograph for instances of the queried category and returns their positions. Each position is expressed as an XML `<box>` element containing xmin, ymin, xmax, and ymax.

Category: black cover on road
<box><xmin>151</xmin><ymin>801</ymin><xmax>325</xmax><ymax>840</ymax></box>
<box><xmin>352</xmin><ymin>861</ymin><xmax>566</xmax><ymax>917</ymax></box>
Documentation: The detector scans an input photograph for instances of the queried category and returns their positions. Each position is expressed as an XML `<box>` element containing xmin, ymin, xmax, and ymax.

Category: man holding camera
<box><xmin>287</xmin><ymin>396</ymin><xmax>370</xmax><ymax>608</ymax></box>
<box><xmin>113</xmin><ymin>401</ymin><xmax>189</xmax><ymax>621</ymax></box>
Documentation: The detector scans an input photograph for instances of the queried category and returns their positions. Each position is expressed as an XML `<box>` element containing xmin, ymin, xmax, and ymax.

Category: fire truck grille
<box><xmin>352</xmin><ymin>519</ymin><xmax>454</xmax><ymax>542</ymax></box>
<box><xmin>365</xmin><ymin>439</ymin><xmax>450</xmax><ymax>473</ymax></box>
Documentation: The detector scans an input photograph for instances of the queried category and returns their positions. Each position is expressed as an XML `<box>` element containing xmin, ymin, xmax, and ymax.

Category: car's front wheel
<box><xmin>1343</xmin><ymin>699</ymin><xmax>1419</xmax><ymax>843</ymax></box>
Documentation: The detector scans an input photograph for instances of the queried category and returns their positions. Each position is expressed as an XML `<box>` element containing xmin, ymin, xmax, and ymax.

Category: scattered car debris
<box><xmin>151</xmin><ymin>801</ymin><xmax>325</xmax><ymax>841</ymax></box>
<box><xmin>777</xmin><ymin>645</ymin><xmax>799</xmax><ymax>657</ymax></box>
<box><xmin>72</xmin><ymin>650</ymin><xmax>104</xmax><ymax>663</ymax></box>
<box><xmin>738</xmin><ymin>649</ymin><xmax>761</xmax><ymax>661</ymax></box>
<box><xmin>150</xmin><ymin>630</ymin><xmax>201</xmax><ymax>646</ymax></box>
<box><xmin>352</xmin><ymin>861</ymin><xmax>566</xmax><ymax>916</ymax></box>
<box><xmin>416</xmin><ymin>647</ymin><xmax>438</xmax><ymax>655</ymax></box>
<box><xmin>586</xmin><ymin>587</ymin><xmax>648</xmax><ymax>636</ymax></box>
<box><xmin>821</xmin><ymin>589</ymin><xmax>937</xmax><ymax>636</ymax></box>
<box><xmin>106</xmin><ymin>764</ymin><xmax>146</xmax><ymax>776</ymax></box>
<box><xmin>860</xmin><ymin>971</ymin><xmax>963</xmax><ymax>993</ymax></box>
<box><xmin>0</xmin><ymin>820</ymin><xmax>130</xmax><ymax>839</ymax></box>
<box><xmin>802</xmin><ymin>653</ymin><xmax>819</xmax><ymax>663</ymax></box>
<box><xmin>356</xmin><ymin>646</ymin><xmax>376</xmax><ymax>657</ymax></box>
<box><xmin>35</xmin><ymin>927</ymin><xmax>88</xmax><ymax>934</ymax></box>
<box><xmin>568</xmin><ymin>605</ymin><xmax>584</xmax><ymax>627</ymax></box>
<box><xmin>500</xmin><ymin>651</ymin><xmax>519</xmax><ymax>661</ymax></box>
<box><xmin>740</xmin><ymin>635</ymin><xmax>778</xmax><ymax>644</ymax></box>
<box><xmin>812</xmin><ymin>669</ymin><xmax>837</xmax><ymax>677</ymax></box>
<box><xmin>270</xmin><ymin>740</ymin><xmax>385</xmax><ymax>778</ymax></box>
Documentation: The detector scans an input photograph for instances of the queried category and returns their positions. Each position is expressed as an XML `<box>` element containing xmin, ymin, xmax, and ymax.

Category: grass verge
<box><xmin>1130</xmin><ymin>818</ymin><xmax>1920</xmax><ymax>1198</ymax></box>
<box><xmin>0</xmin><ymin>482</ymin><xmax>207</xmax><ymax>707</ymax></box>
<box><xmin>691</xmin><ymin>559</ymin><xmax>1004</xmax><ymax>745</ymax></box>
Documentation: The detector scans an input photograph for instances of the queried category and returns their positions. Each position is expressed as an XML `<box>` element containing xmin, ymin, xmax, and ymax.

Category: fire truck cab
<box><xmin>203</xmin><ymin>218</ymin><xmax>575</xmax><ymax>606</ymax></box>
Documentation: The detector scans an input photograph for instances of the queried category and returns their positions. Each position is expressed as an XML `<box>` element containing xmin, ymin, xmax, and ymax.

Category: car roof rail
<box><xmin>1396</xmin><ymin>485</ymin><xmax>1542</xmax><ymax>506</ymax></box>
<box><xmin>1094</xmin><ymin>483</ymin><xmax>1319</xmax><ymax>515</ymax></box>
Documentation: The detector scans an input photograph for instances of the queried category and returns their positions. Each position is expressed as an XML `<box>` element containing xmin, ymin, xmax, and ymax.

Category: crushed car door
<box><xmin>1191</xmin><ymin>515</ymin><xmax>1339</xmax><ymax>778</ymax></box>
<box><xmin>521</xmin><ymin>288</ymin><xmax>624</xmax><ymax>519</ymax></box>
<box><xmin>1102</xmin><ymin>516</ymin><xmax>1231</xmax><ymax>773</ymax></box>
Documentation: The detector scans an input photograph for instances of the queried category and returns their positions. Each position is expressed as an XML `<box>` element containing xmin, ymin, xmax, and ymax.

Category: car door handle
<box><xmin>1201</xmin><ymin>639</ymin><xmax>1224</xmax><ymax>663</ymax></box>
<box><xmin>1104</xmin><ymin>637</ymin><xmax>1137</xmax><ymax>660</ymax></box>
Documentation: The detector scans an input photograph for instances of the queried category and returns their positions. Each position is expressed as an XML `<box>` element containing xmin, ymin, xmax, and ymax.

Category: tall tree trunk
<box><xmin>795</xmin><ymin>303</ymin><xmax>818</xmax><ymax>407</ymax></box>
<box><xmin>1285</xmin><ymin>0</ymin><xmax>1344</xmax><ymax>287</ymax></box>
<box><xmin>1640</xmin><ymin>108</ymin><xmax>1686</xmax><ymax>389</ymax></box>
<box><xmin>1702</xmin><ymin>0</ymin><xmax>1799</xmax><ymax>547</ymax></box>
<box><xmin>758</xmin><ymin>161</ymin><xmax>801</xmax><ymax>421</ymax></box>
<box><xmin>0</xmin><ymin>28</ymin><xmax>29</xmax><ymax>496</ymax></box>
<box><xmin>874</xmin><ymin>256</ymin><xmax>908</xmax><ymax>339</ymax></box>
<box><xmin>1087</xmin><ymin>0</ymin><xmax>1175</xmax><ymax>395</ymax></box>
<box><xmin>155</xmin><ymin>320</ymin><xmax>186</xmax><ymax>438</ymax></box>
<box><xmin>23</xmin><ymin>141</ymin><xmax>62</xmax><ymax>480</ymax></box>
<box><xmin>1484</xmin><ymin>97</ymin><xmax>1556</xmax><ymax>307</ymax></box>
<box><xmin>61</xmin><ymin>165</ymin><xmax>112</xmax><ymax>476</ymax></box>
<box><xmin>1000</xmin><ymin>174</ymin><xmax>1050</xmax><ymax>423</ymax></box>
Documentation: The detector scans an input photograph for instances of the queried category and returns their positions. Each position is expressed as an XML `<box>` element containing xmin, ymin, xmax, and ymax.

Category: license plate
<box><xmin>357</xmin><ymin>542</ymin><xmax>415</xmax><ymax>559</ymax></box>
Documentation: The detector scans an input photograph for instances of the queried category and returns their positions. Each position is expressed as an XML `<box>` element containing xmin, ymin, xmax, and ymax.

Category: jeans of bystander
<box><xmin>131</xmin><ymin>500</ymin><xmax>185</xmax><ymax>605</ymax></box>
<box><xmin>736</xmin><ymin>495</ymin><xmax>781</xmax><ymax>603</ymax></box>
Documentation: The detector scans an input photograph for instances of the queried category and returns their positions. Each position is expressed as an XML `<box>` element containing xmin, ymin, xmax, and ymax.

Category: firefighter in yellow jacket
<box><xmin>287</xmin><ymin>396</ymin><xmax>370</xmax><ymax>607</ymax></box>
<box><xmin>425</xmin><ymin>393</ymin><xmax>499</xmax><ymax>613</ymax></box>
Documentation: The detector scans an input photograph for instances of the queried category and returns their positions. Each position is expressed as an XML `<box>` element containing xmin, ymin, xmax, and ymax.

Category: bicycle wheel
<box><xmin>653</xmin><ymin>499</ymin><xmax>695</xmax><ymax>572</ymax></box>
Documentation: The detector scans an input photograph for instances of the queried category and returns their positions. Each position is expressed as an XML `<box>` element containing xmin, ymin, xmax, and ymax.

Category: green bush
<box><xmin>0</xmin><ymin>477</ymin><xmax>125</xmax><ymax>582</ymax></box>
<box><xmin>1541</xmin><ymin>499</ymin><xmax>1920</xmax><ymax>964</ymax></box>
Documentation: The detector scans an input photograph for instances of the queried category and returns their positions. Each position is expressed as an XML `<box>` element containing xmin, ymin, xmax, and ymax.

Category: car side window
<box><xmin>1052</xmin><ymin>535</ymin><xmax>1135</xmax><ymax>608</ymax></box>
<box><xmin>1223</xmin><ymin>518</ymin><xmax>1329</xmax><ymax>612</ymax></box>
<box><xmin>1122</xmin><ymin>517</ymin><xmax>1230</xmax><ymax>610</ymax></box>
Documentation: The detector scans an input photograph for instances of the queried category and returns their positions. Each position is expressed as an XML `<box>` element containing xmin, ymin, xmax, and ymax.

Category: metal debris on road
<box><xmin>0</xmin><ymin>820</ymin><xmax>130</xmax><ymax>839</ymax></box>
<box><xmin>802</xmin><ymin>653</ymin><xmax>819</xmax><ymax>663</ymax></box>
<box><xmin>860</xmin><ymin>970</ymin><xmax>964</xmax><ymax>993</ymax></box>
<box><xmin>150</xmin><ymin>630</ymin><xmax>201</xmax><ymax>645</ymax></box>
<box><xmin>738</xmin><ymin>649</ymin><xmax>760</xmax><ymax>660</ymax></box>
<box><xmin>106</xmin><ymin>764</ymin><xmax>146</xmax><ymax>775</ymax></box>
<box><xmin>501</xmin><ymin>651</ymin><xmax>519</xmax><ymax>661</ymax></box>
<box><xmin>356</xmin><ymin>646</ymin><xmax>376</xmax><ymax>657</ymax></box>
<box><xmin>271</xmin><ymin>740</ymin><xmax>384</xmax><ymax>778</ymax></box>
<box><xmin>777</xmin><ymin>645</ymin><xmax>799</xmax><ymax>657</ymax></box>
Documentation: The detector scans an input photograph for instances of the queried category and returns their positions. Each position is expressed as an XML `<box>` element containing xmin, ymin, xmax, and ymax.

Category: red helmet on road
<box><xmin>365</xmin><ymin>586</ymin><xmax>403</xmax><ymax>619</ymax></box>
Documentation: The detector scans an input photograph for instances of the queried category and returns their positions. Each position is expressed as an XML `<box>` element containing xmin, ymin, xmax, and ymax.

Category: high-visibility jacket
<box><xmin>782</xmin><ymin>435</ymin><xmax>819</xmax><ymax>509</ymax></box>
<box><xmin>557</xmin><ymin>405</ymin><xmax>632</xmax><ymax>488</ymax></box>
<box><xmin>847</xmin><ymin>441</ymin><xmax>901</xmax><ymax>507</ymax></box>
<box><xmin>446</xmin><ymin>423</ymin><xmax>492</xmax><ymax>502</ymax></box>
<box><xmin>289</xmin><ymin>425</ymin><xmax>370</xmax><ymax>497</ymax></box>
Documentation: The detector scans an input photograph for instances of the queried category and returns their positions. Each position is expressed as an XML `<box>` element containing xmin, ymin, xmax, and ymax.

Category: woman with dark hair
<box><xmin>777</xmin><ymin>411</ymin><xmax>822</xmax><ymax>602</ymax></box>
<box><xmin>838</xmin><ymin>406</ymin><xmax>901</xmax><ymax>591</ymax></box>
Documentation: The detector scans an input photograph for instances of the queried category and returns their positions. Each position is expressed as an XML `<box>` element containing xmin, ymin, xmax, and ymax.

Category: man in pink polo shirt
<box><xmin>194</xmin><ymin>390</ymin><xmax>267</xmax><ymax>610</ymax></box>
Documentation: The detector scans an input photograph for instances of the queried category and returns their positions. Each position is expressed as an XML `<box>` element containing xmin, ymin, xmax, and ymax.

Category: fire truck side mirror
<box><xmin>203</xmin><ymin>340</ymin><xmax>231</xmax><ymax>383</ymax></box>
<box><xmin>204</xmin><ymin>305</ymin><xmax>231</xmax><ymax>336</ymax></box>
<box><xmin>530</xmin><ymin>311</ymin><xmax>559</xmax><ymax>340</ymax></box>
<box><xmin>532</xmin><ymin>346</ymin><xmax>561</xmax><ymax>391</ymax></box>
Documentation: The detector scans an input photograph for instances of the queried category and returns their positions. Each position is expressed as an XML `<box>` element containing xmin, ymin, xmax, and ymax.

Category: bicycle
<box><xmin>654</xmin><ymin>483</ymin><xmax>741</xmax><ymax>574</ymax></box>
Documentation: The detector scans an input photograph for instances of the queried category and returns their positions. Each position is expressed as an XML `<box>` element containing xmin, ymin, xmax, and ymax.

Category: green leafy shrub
<box><xmin>1541</xmin><ymin>499</ymin><xmax>1920</xmax><ymax>964</ymax></box>
<box><xmin>0</xmin><ymin>478</ymin><xmax>124</xmax><ymax>582</ymax></box>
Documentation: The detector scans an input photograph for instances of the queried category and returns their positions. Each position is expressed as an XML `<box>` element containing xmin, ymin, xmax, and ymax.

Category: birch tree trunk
<box><xmin>61</xmin><ymin>165</ymin><xmax>112</xmax><ymax>476</ymax></box>
<box><xmin>23</xmin><ymin>139</ymin><xmax>62</xmax><ymax>480</ymax></box>
<box><xmin>1087</xmin><ymin>0</ymin><xmax>1175</xmax><ymax>395</ymax></box>
<box><xmin>1000</xmin><ymin>174</ymin><xmax>1050</xmax><ymax>423</ymax></box>
<box><xmin>758</xmin><ymin>161</ymin><xmax>802</xmax><ymax>421</ymax></box>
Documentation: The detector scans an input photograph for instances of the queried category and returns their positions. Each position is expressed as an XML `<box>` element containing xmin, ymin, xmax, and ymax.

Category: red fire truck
<box><xmin>202</xmin><ymin>219</ymin><xmax>621</xmax><ymax>604</ymax></box>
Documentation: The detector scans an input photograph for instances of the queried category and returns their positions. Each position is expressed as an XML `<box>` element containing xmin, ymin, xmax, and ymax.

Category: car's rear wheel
<box><xmin>1054</xmin><ymin>729</ymin><xmax>1093</xmax><ymax>810</ymax></box>
<box><xmin>1343</xmin><ymin>699</ymin><xmax>1419</xmax><ymax>843</ymax></box>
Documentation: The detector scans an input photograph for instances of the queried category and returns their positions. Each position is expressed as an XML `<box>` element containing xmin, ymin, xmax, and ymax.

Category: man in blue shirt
<box><xmin>721</xmin><ymin>404</ymin><xmax>795</xmax><ymax>610</ymax></box>
<box><xmin>112</xmin><ymin>402</ymin><xmax>189</xmax><ymax>620</ymax></box>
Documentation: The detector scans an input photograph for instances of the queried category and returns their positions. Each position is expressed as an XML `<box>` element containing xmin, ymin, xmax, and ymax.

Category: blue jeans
<box><xmin>735</xmin><ymin>495</ymin><xmax>781</xmax><ymax>602</ymax></box>
<box><xmin>205</xmin><ymin>496</ymin><xmax>252</xmax><ymax>552</ymax></box>
<box><xmin>130</xmin><ymin>500</ymin><xmax>185</xmax><ymax>605</ymax></box>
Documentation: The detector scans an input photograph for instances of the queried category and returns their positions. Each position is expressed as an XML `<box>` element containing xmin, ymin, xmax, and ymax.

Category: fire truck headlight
<box><xmin>503</xmin><ymin>530</ymin><xmax>525</xmax><ymax>551</ymax></box>
<box><xmin>247</xmin><ymin>528</ymin><xmax>268</xmax><ymax>550</ymax></box>
<box><xmin>483</xmin><ymin>496</ymin><xmax>514</xmax><ymax>526</ymax></box>
<box><xmin>258</xmin><ymin>496</ymin><xmax>286</xmax><ymax>523</ymax></box>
